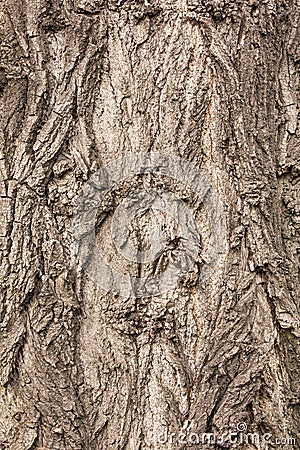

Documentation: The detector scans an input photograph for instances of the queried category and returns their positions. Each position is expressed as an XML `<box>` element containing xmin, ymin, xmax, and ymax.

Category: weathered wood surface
<box><xmin>0</xmin><ymin>0</ymin><xmax>299</xmax><ymax>449</ymax></box>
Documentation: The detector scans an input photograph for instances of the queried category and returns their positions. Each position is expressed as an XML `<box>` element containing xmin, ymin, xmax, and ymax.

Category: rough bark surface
<box><xmin>0</xmin><ymin>0</ymin><xmax>300</xmax><ymax>449</ymax></box>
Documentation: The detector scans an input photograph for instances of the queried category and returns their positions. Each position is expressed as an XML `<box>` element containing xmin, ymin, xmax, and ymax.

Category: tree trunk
<box><xmin>0</xmin><ymin>0</ymin><xmax>300</xmax><ymax>449</ymax></box>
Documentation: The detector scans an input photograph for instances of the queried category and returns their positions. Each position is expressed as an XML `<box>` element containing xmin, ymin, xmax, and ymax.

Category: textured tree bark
<box><xmin>0</xmin><ymin>0</ymin><xmax>300</xmax><ymax>449</ymax></box>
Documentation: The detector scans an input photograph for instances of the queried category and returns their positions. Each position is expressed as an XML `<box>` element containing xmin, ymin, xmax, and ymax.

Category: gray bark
<box><xmin>0</xmin><ymin>0</ymin><xmax>300</xmax><ymax>449</ymax></box>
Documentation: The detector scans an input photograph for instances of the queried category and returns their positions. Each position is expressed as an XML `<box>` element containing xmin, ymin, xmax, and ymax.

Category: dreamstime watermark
<box><xmin>157</xmin><ymin>423</ymin><xmax>297</xmax><ymax>447</ymax></box>
<box><xmin>72</xmin><ymin>152</ymin><xmax>227</xmax><ymax>298</ymax></box>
